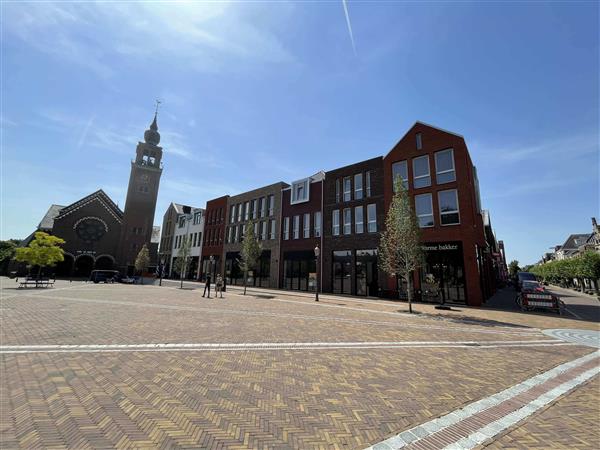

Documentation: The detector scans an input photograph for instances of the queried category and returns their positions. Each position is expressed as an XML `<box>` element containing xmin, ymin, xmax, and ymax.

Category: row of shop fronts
<box><xmin>189</xmin><ymin>122</ymin><xmax>507</xmax><ymax>306</ymax></box>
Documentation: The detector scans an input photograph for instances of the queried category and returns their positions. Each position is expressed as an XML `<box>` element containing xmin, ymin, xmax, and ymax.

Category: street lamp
<box><xmin>314</xmin><ymin>244</ymin><xmax>320</xmax><ymax>302</ymax></box>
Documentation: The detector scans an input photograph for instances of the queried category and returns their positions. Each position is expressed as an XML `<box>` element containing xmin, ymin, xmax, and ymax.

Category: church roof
<box><xmin>56</xmin><ymin>189</ymin><xmax>124</xmax><ymax>224</ymax></box>
<box><xmin>38</xmin><ymin>204</ymin><xmax>66</xmax><ymax>231</ymax></box>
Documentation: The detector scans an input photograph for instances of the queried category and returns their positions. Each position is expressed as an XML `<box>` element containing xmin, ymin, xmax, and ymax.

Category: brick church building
<box><xmin>23</xmin><ymin>112</ymin><xmax>164</xmax><ymax>277</ymax></box>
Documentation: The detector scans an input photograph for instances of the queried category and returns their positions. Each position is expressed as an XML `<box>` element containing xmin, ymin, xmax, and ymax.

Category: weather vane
<box><xmin>155</xmin><ymin>99</ymin><xmax>162</xmax><ymax>115</ymax></box>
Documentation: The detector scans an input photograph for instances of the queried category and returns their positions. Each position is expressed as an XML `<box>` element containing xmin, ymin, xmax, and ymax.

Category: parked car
<box><xmin>89</xmin><ymin>270</ymin><xmax>120</xmax><ymax>284</ymax></box>
<box><xmin>521</xmin><ymin>280</ymin><xmax>545</xmax><ymax>293</ymax></box>
<box><xmin>515</xmin><ymin>271</ymin><xmax>537</xmax><ymax>292</ymax></box>
<box><xmin>119</xmin><ymin>276</ymin><xmax>137</xmax><ymax>284</ymax></box>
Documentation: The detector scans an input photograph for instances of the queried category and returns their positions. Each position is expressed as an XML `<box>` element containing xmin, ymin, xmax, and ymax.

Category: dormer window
<box><xmin>291</xmin><ymin>178</ymin><xmax>310</xmax><ymax>204</ymax></box>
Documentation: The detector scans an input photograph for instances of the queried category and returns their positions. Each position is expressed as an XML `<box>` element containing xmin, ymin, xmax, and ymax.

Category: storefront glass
<box><xmin>283</xmin><ymin>251</ymin><xmax>316</xmax><ymax>291</ymax></box>
<box><xmin>356</xmin><ymin>249</ymin><xmax>378</xmax><ymax>296</ymax></box>
<box><xmin>333</xmin><ymin>250</ymin><xmax>352</xmax><ymax>294</ymax></box>
<box><xmin>420</xmin><ymin>242</ymin><xmax>466</xmax><ymax>303</ymax></box>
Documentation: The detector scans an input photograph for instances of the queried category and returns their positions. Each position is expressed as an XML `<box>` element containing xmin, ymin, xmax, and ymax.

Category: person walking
<box><xmin>215</xmin><ymin>274</ymin><xmax>224</xmax><ymax>298</ymax></box>
<box><xmin>202</xmin><ymin>274</ymin><xmax>212</xmax><ymax>298</ymax></box>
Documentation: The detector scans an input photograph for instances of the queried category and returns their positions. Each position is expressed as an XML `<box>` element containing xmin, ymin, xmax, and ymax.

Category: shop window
<box><xmin>332</xmin><ymin>250</ymin><xmax>352</xmax><ymax>294</ymax></box>
<box><xmin>392</xmin><ymin>160</ymin><xmax>408</xmax><ymax>190</ymax></box>
<box><xmin>415</xmin><ymin>193</ymin><xmax>434</xmax><ymax>227</ymax></box>
<box><xmin>356</xmin><ymin>249</ymin><xmax>378</xmax><ymax>296</ymax></box>
<box><xmin>355</xmin><ymin>206</ymin><xmax>364</xmax><ymax>234</ymax></box>
<box><xmin>438</xmin><ymin>189</ymin><xmax>460</xmax><ymax>225</ymax></box>
<box><xmin>413</xmin><ymin>155</ymin><xmax>431</xmax><ymax>188</ymax></box>
<box><xmin>435</xmin><ymin>149</ymin><xmax>456</xmax><ymax>184</ymax></box>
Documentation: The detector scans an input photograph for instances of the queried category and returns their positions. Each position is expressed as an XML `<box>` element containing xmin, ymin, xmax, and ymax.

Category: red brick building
<box><xmin>382</xmin><ymin>122</ymin><xmax>490</xmax><ymax>306</ymax></box>
<box><xmin>279</xmin><ymin>172</ymin><xmax>324</xmax><ymax>291</ymax></box>
<box><xmin>199</xmin><ymin>195</ymin><xmax>228</xmax><ymax>281</ymax></box>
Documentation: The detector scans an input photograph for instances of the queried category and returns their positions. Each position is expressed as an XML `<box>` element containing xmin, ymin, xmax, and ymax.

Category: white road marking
<box><xmin>365</xmin><ymin>350</ymin><xmax>600</xmax><ymax>450</ymax></box>
<box><xmin>543</xmin><ymin>328</ymin><xmax>600</xmax><ymax>348</ymax></box>
<box><xmin>0</xmin><ymin>339</ymin><xmax>573</xmax><ymax>354</ymax></box>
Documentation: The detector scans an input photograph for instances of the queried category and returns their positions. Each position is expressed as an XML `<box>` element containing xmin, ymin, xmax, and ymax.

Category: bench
<box><xmin>17</xmin><ymin>277</ymin><xmax>55</xmax><ymax>289</ymax></box>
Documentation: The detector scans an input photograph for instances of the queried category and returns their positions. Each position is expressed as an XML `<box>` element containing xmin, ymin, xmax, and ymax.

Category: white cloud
<box><xmin>4</xmin><ymin>2</ymin><xmax>295</xmax><ymax>77</ymax></box>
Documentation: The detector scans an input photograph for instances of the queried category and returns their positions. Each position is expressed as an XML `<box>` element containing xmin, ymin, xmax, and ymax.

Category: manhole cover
<box><xmin>543</xmin><ymin>329</ymin><xmax>600</xmax><ymax>348</ymax></box>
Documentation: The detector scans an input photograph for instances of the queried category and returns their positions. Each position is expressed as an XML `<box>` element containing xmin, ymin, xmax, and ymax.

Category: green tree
<box><xmin>172</xmin><ymin>235</ymin><xmax>192</xmax><ymax>289</ymax></box>
<box><xmin>0</xmin><ymin>239</ymin><xmax>20</xmax><ymax>275</ymax></box>
<box><xmin>378</xmin><ymin>177</ymin><xmax>424</xmax><ymax>313</ymax></box>
<box><xmin>134</xmin><ymin>244</ymin><xmax>150</xmax><ymax>285</ymax></box>
<box><xmin>508</xmin><ymin>260</ymin><xmax>520</xmax><ymax>277</ymax></box>
<box><xmin>239</xmin><ymin>221</ymin><xmax>262</xmax><ymax>295</ymax></box>
<box><xmin>15</xmin><ymin>232</ymin><xmax>65</xmax><ymax>280</ymax></box>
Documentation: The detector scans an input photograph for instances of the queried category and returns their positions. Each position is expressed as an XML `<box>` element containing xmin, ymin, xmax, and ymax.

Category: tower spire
<box><xmin>144</xmin><ymin>100</ymin><xmax>161</xmax><ymax>145</ymax></box>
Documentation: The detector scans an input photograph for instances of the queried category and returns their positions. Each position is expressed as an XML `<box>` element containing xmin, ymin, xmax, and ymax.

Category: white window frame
<box><xmin>412</xmin><ymin>155</ymin><xmax>431</xmax><ymax>189</ymax></box>
<box><xmin>332</xmin><ymin>210</ymin><xmax>340</xmax><ymax>236</ymax></box>
<box><xmin>194</xmin><ymin>212</ymin><xmax>202</xmax><ymax>225</ymax></box>
<box><xmin>291</xmin><ymin>178</ymin><xmax>310</xmax><ymax>204</ymax></box>
<box><xmin>314</xmin><ymin>211</ymin><xmax>321</xmax><ymax>238</ymax></box>
<box><xmin>283</xmin><ymin>217</ymin><xmax>290</xmax><ymax>240</ymax></box>
<box><xmin>244</xmin><ymin>201</ymin><xmax>250</xmax><ymax>221</ymax></box>
<box><xmin>438</xmin><ymin>189</ymin><xmax>460</xmax><ymax>226</ymax></box>
<box><xmin>392</xmin><ymin>160</ymin><xmax>408</xmax><ymax>191</ymax></box>
<box><xmin>415</xmin><ymin>193</ymin><xmax>434</xmax><ymax>228</ymax></box>
<box><xmin>354</xmin><ymin>173</ymin><xmax>363</xmax><ymax>200</ymax></box>
<box><xmin>367</xmin><ymin>204</ymin><xmax>377</xmax><ymax>232</ymax></box>
<box><xmin>343</xmin><ymin>208</ymin><xmax>351</xmax><ymax>235</ymax></box>
<box><xmin>230</xmin><ymin>205</ymin><xmax>235</xmax><ymax>223</ymax></box>
<box><xmin>293</xmin><ymin>215</ymin><xmax>300</xmax><ymax>239</ymax></box>
<box><xmin>354</xmin><ymin>206</ymin><xmax>364</xmax><ymax>234</ymax></box>
<box><xmin>261</xmin><ymin>221</ymin><xmax>267</xmax><ymax>241</ymax></box>
<box><xmin>303</xmin><ymin>213</ymin><xmax>310</xmax><ymax>238</ymax></box>
<box><xmin>237</xmin><ymin>203</ymin><xmax>243</xmax><ymax>222</ymax></box>
<box><xmin>435</xmin><ymin>148</ymin><xmax>456</xmax><ymax>184</ymax></box>
<box><xmin>268</xmin><ymin>194</ymin><xmax>275</xmax><ymax>216</ymax></box>
<box><xmin>343</xmin><ymin>177</ymin><xmax>352</xmax><ymax>202</ymax></box>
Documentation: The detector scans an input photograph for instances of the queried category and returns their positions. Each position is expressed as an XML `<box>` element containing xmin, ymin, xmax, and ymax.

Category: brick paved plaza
<box><xmin>1</xmin><ymin>278</ymin><xmax>598</xmax><ymax>449</ymax></box>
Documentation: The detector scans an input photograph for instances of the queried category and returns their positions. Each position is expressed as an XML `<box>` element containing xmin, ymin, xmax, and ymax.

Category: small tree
<box><xmin>378</xmin><ymin>177</ymin><xmax>424</xmax><ymax>313</ymax></box>
<box><xmin>508</xmin><ymin>260</ymin><xmax>520</xmax><ymax>278</ymax></box>
<box><xmin>0</xmin><ymin>239</ymin><xmax>20</xmax><ymax>275</ymax></box>
<box><xmin>15</xmin><ymin>232</ymin><xmax>65</xmax><ymax>280</ymax></box>
<box><xmin>134</xmin><ymin>244</ymin><xmax>150</xmax><ymax>285</ymax></box>
<box><xmin>239</xmin><ymin>221</ymin><xmax>262</xmax><ymax>295</ymax></box>
<box><xmin>172</xmin><ymin>235</ymin><xmax>192</xmax><ymax>289</ymax></box>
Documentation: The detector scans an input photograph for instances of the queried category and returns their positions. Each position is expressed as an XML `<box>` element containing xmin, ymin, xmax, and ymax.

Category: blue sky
<box><xmin>1</xmin><ymin>1</ymin><xmax>598</xmax><ymax>265</ymax></box>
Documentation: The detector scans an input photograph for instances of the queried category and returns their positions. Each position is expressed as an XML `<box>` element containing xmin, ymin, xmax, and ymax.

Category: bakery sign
<box><xmin>421</xmin><ymin>243</ymin><xmax>459</xmax><ymax>252</ymax></box>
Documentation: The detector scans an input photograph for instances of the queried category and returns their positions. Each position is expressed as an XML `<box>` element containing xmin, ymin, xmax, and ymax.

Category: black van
<box><xmin>516</xmin><ymin>271</ymin><xmax>537</xmax><ymax>292</ymax></box>
<box><xmin>89</xmin><ymin>270</ymin><xmax>120</xmax><ymax>284</ymax></box>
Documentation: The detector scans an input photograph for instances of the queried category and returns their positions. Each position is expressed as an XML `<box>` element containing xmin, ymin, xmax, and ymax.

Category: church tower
<box><xmin>117</xmin><ymin>110</ymin><xmax>163</xmax><ymax>272</ymax></box>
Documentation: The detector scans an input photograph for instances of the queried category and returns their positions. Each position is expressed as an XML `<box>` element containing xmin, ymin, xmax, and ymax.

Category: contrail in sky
<box><xmin>341</xmin><ymin>0</ymin><xmax>357</xmax><ymax>56</ymax></box>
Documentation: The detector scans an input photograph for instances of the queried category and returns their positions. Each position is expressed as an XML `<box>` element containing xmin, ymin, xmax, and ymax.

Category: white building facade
<box><xmin>170</xmin><ymin>207</ymin><xmax>205</xmax><ymax>279</ymax></box>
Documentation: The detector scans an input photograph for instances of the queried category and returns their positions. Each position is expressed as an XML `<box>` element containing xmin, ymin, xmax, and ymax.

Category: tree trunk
<box><xmin>406</xmin><ymin>272</ymin><xmax>413</xmax><ymax>314</ymax></box>
<box><xmin>243</xmin><ymin>269</ymin><xmax>248</xmax><ymax>295</ymax></box>
<box><xmin>37</xmin><ymin>265</ymin><xmax>42</xmax><ymax>287</ymax></box>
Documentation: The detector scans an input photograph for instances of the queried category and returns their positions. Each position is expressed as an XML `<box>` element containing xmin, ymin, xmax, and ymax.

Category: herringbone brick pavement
<box><xmin>1</xmin><ymin>280</ymin><xmax>598</xmax><ymax>449</ymax></box>
<box><xmin>483</xmin><ymin>375</ymin><xmax>600</xmax><ymax>450</ymax></box>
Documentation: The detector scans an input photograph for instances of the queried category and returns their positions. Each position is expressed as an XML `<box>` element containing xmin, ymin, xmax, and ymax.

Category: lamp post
<box><xmin>314</xmin><ymin>244</ymin><xmax>320</xmax><ymax>302</ymax></box>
